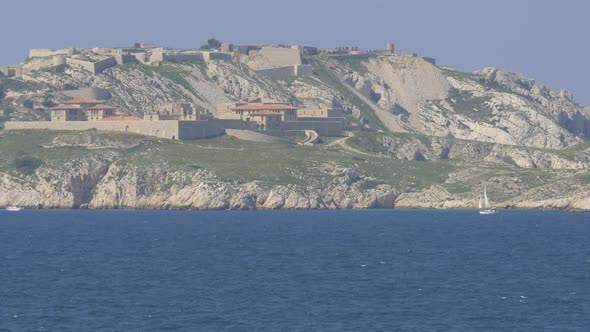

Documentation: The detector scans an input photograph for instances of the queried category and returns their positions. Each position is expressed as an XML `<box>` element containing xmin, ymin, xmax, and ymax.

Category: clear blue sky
<box><xmin>2</xmin><ymin>0</ymin><xmax>588</xmax><ymax>105</ymax></box>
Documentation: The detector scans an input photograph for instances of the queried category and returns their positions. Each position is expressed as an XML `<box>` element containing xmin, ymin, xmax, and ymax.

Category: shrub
<box><xmin>12</xmin><ymin>156</ymin><xmax>44</xmax><ymax>174</ymax></box>
<box><xmin>22</xmin><ymin>99</ymin><xmax>34</xmax><ymax>109</ymax></box>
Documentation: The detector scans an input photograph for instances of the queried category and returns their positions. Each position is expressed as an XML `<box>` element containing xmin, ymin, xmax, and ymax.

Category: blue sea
<box><xmin>0</xmin><ymin>209</ymin><xmax>588</xmax><ymax>331</ymax></box>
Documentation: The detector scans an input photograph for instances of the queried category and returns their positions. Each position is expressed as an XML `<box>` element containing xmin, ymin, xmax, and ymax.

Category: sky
<box><xmin>1</xmin><ymin>0</ymin><xmax>588</xmax><ymax>105</ymax></box>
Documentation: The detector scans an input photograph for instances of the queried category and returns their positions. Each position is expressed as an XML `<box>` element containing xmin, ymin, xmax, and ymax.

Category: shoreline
<box><xmin>2</xmin><ymin>206</ymin><xmax>588</xmax><ymax>213</ymax></box>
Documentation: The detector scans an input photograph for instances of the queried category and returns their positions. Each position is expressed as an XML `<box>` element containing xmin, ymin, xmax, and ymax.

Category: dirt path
<box><xmin>324</xmin><ymin>131</ymin><xmax>383</xmax><ymax>158</ymax></box>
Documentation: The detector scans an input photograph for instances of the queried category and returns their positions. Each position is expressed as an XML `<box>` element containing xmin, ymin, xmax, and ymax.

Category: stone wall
<box><xmin>4</xmin><ymin>119</ymin><xmax>226</xmax><ymax>140</ymax></box>
<box><xmin>65</xmin><ymin>57</ymin><xmax>117</xmax><ymax>74</ymax></box>
<box><xmin>29</xmin><ymin>48</ymin><xmax>75</xmax><ymax>58</ymax></box>
<box><xmin>162</xmin><ymin>52</ymin><xmax>204</xmax><ymax>63</ymax></box>
<box><xmin>202</xmin><ymin>52</ymin><xmax>231</xmax><ymax>62</ymax></box>
<box><xmin>328</xmin><ymin>54</ymin><xmax>378</xmax><ymax>61</ymax></box>
<box><xmin>282</xmin><ymin>120</ymin><xmax>344</xmax><ymax>136</ymax></box>
<box><xmin>248</xmin><ymin>46</ymin><xmax>302</xmax><ymax>70</ymax></box>
<box><xmin>255</xmin><ymin>64</ymin><xmax>313</xmax><ymax>78</ymax></box>
<box><xmin>93</xmin><ymin>57</ymin><xmax>118</xmax><ymax>73</ymax></box>
<box><xmin>178</xmin><ymin>120</ymin><xmax>225</xmax><ymax>139</ymax></box>
<box><xmin>0</xmin><ymin>66</ymin><xmax>22</xmax><ymax>78</ymax></box>
<box><xmin>217</xmin><ymin>119</ymin><xmax>258</xmax><ymax>130</ymax></box>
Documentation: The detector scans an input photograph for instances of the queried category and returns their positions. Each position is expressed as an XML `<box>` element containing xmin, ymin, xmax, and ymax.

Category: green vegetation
<box><xmin>22</xmin><ymin>99</ymin><xmax>34</xmax><ymax>109</ymax></box>
<box><xmin>11</xmin><ymin>156</ymin><xmax>44</xmax><ymax>175</ymax></box>
<box><xmin>446</xmin><ymin>88</ymin><xmax>494</xmax><ymax>122</ymax></box>
<box><xmin>200</xmin><ymin>38</ymin><xmax>222</xmax><ymax>50</ymax></box>
<box><xmin>0</xmin><ymin>130</ymin><xmax>458</xmax><ymax>190</ymax></box>
<box><xmin>334</xmin><ymin>58</ymin><xmax>370</xmax><ymax>74</ymax></box>
<box><xmin>439</xmin><ymin>67</ymin><xmax>480</xmax><ymax>82</ymax></box>
<box><xmin>310</xmin><ymin>57</ymin><xmax>386</xmax><ymax>131</ymax></box>
<box><xmin>501</xmin><ymin>156</ymin><xmax>517</xmax><ymax>167</ymax></box>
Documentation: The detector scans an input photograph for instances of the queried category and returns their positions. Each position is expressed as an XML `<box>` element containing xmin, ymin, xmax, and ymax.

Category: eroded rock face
<box><xmin>329</xmin><ymin>58</ymin><xmax>590</xmax><ymax>149</ymax></box>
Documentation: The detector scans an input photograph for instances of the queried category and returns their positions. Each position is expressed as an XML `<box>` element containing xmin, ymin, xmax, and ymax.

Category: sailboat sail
<box><xmin>484</xmin><ymin>186</ymin><xmax>490</xmax><ymax>209</ymax></box>
<box><xmin>479</xmin><ymin>197</ymin><xmax>482</xmax><ymax>209</ymax></box>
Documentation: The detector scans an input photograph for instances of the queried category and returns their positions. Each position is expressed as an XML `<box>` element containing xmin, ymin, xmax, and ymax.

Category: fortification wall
<box><xmin>0</xmin><ymin>66</ymin><xmax>23</xmax><ymax>78</ymax></box>
<box><xmin>66</xmin><ymin>58</ymin><xmax>95</xmax><ymax>73</ymax></box>
<box><xmin>178</xmin><ymin>120</ymin><xmax>225</xmax><ymax>139</ymax></box>
<box><xmin>255</xmin><ymin>64</ymin><xmax>313</xmax><ymax>78</ymax></box>
<box><xmin>217</xmin><ymin>119</ymin><xmax>258</xmax><ymax>130</ymax></box>
<box><xmin>248</xmin><ymin>46</ymin><xmax>302</xmax><ymax>70</ymax></box>
<box><xmin>29</xmin><ymin>48</ymin><xmax>75</xmax><ymax>58</ymax></box>
<box><xmin>422</xmin><ymin>57</ymin><xmax>436</xmax><ymax>65</ymax></box>
<box><xmin>255</xmin><ymin>66</ymin><xmax>295</xmax><ymax>78</ymax></box>
<box><xmin>202</xmin><ymin>52</ymin><xmax>231</xmax><ymax>62</ymax></box>
<box><xmin>93</xmin><ymin>57</ymin><xmax>118</xmax><ymax>73</ymax></box>
<box><xmin>282</xmin><ymin>120</ymin><xmax>344</xmax><ymax>136</ymax></box>
<box><xmin>4</xmin><ymin>120</ymin><xmax>179</xmax><ymax>140</ymax></box>
<box><xmin>66</xmin><ymin>57</ymin><xmax>117</xmax><ymax>74</ymax></box>
<box><xmin>328</xmin><ymin>54</ymin><xmax>378</xmax><ymax>61</ymax></box>
<box><xmin>294</xmin><ymin>64</ymin><xmax>313</xmax><ymax>76</ymax></box>
<box><xmin>4</xmin><ymin>119</ymin><xmax>228</xmax><ymax>140</ymax></box>
<box><xmin>163</xmin><ymin>52</ymin><xmax>204</xmax><ymax>63</ymax></box>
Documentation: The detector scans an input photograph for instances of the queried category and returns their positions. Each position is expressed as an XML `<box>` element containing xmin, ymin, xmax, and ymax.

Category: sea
<box><xmin>0</xmin><ymin>209</ymin><xmax>588</xmax><ymax>331</ymax></box>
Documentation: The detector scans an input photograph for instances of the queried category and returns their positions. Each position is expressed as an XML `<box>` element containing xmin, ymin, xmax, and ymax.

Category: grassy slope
<box><xmin>0</xmin><ymin>130</ymin><xmax>453</xmax><ymax>191</ymax></box>
<box><xmin>1</xmin><ymin>129</ymin><xmax>587</xmax><ymax>206</ymax></box>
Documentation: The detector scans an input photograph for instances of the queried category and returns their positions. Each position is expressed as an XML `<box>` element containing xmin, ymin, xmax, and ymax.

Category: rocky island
<box><xmin>1</xmin><ymin>40</ymin><xmax>589</xmax><ymax>210</ymax></box>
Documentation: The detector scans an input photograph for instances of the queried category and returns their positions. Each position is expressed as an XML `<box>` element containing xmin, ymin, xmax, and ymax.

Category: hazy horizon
<box><xmin>2</xmin><ymin>0</ymin><xmax>588</xmax><ymax>104</ymax></box>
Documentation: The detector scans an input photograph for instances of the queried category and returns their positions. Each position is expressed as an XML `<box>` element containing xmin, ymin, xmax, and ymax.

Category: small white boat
<box><xmin>479</xmin><ymin>186</ymin><xmax>496</xmax><ymax>215</ymax></box>
<box><xmin>5</xmin><ymin>206</ymin><xmax>22</xmax><ymax>212</ymax></box>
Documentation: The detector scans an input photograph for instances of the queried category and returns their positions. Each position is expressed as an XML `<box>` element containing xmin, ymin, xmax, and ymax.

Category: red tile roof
<box><xmin>231</xmin><ymin>103</ymin><xmax>297</xmax><ymax>111</ymax></box>
<box><xmin>65</xmin><ymin>97</ymin><xmax>104</xmax><ymax>104</ymax></box>
<box><xmin>50</xmin><ymin>104</ymin><xmax>82</xmax><ymax>110</ymax></box>
<box><xmin>87</xmin><ymin>104</ymin><xmax>115</xmax><ymax>110</ymax></box>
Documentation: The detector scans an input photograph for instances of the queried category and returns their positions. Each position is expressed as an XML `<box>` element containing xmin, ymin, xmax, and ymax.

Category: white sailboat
<box><xmin>479</xmin><ymin>185</ymin><xmax>496</xmax><ymax>215</ymax></box>
<box><xmin>5</xmin><ymin>206</ymin><xmax>22</xmax><ymax>212</ymax></box>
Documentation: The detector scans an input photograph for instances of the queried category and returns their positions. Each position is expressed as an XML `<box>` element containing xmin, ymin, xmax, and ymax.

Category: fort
<box><xmin>15</xmin><ymin>40</ymin><xmax>432</xmax><ymax>77</ymax></box>
<box><xmin>3</xmin><ymin>40</ymin><xmax>432</xmax><ymax>141</ymax></box>
<box><xmin>5</xmin><ymin>98</ymin><xmax>346</xmax><ymax>141</ymax></box>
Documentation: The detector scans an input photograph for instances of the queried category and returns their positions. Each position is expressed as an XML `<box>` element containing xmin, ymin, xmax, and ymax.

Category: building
<box><xmin>228</xmin><ymin>103</ymin><xmax>298</xmax><ymax>122</ymax></box>
<box><xmin>146</xmin><ymin>103</ymin><xmax>202</xmax><ymax>121</ymax></box>
<box><xmin>8</xmin><ymin>97</ymin><xmax>225</xmax><ymax>140</ymax></box>
<box><xmin>50</xmin><ymin>98</ymin><xmax>116</xmax><ymax>122</ymax></box>
<box><xmin>216</xmin><ymin>101</ymin><xmax>345</xmax><ymax>135</ymax></box>
<box><xmin>297</xmin><ymin>108</ymin><xmax>343</xmax><ymax>119</ymax></box>
<box><xmin>249</xmin><ymin>111</ymin><xmax>283</xmax><ymax>130</ymax></box>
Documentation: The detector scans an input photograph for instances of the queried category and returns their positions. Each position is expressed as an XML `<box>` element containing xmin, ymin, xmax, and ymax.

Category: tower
<box><xmin>386</xmin><ymin>42</ymin><xmax>394</xmax><ymax>55</ymax></box>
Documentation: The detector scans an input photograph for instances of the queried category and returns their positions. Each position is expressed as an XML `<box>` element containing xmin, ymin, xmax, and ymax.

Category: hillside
<box><xmin>1</xmin><ymin>52</ymin><xmax>589</xmax><ymax>209</ymax></box>
<box><xmin>0</xmin><ymin>130</ymin><xmax>588</xmax><ymax>210</ymax></box>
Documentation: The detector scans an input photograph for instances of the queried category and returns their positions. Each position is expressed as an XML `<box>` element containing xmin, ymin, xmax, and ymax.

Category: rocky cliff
<box><xmin>0</xmin><ymin>130</ymin><xmax>588</xmax><ymax>210</ymax></box>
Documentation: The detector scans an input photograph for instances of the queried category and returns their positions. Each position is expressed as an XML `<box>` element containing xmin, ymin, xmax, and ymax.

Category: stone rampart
<box><xmin>29</xmin><ymin>48</ymin><xmax>75</xmax><ymax>58</ymax></box>
<box><xmin>282</xmin><ymin>120</ymin><xmax>344</xmax><ymax>136</ymax></box>
<box><xmin>163</xmin><ymin>52</ymin><xmax>204</xmax><ymax>63</ymax></box>
<box><xmin>203</xmin><ymin>52</ymin><xmax>231</xmax><ymax>62</ymax></box>
<box><xmin>255</xmin><ymin>64</ymin><xmax>313</xmax><ymax>78</ymax></box>
<box><xmin>178</xmin><ymin>120</ymin><xmax>225</xmax><ymax>139</ymax></box>
<box><xmin>66</xmin><ymin>57</ymin><xmax>117</xmax><ymax>74</ymax></box>
<box><xmin>4</xmin><ymin>119</ymin><xmax>225</xmax><ymax>140</ymax></box>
